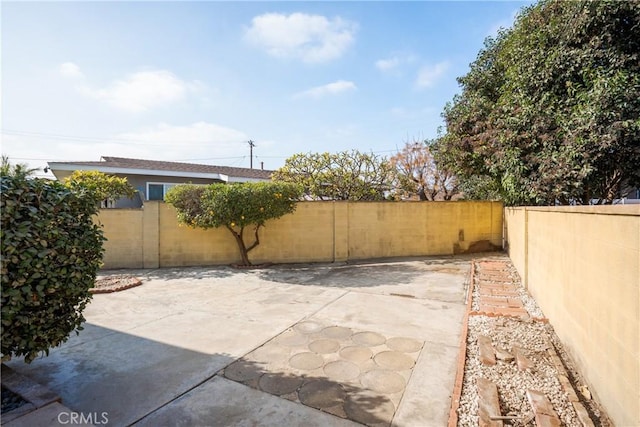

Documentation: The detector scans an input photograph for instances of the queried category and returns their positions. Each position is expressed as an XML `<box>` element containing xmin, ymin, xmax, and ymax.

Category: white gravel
<box><xmin>457</xmin><ymin>259</ymin><xmax>610</xmax><ymax>426</ymax></box>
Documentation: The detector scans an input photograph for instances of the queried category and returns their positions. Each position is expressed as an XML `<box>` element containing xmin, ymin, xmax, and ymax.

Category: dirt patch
<box><xmin>230</xmin><ymin>263</ymin><xmax>273</xmax><ymax>269</ymax></box>
<box><xmin>92</xmin><ymin>275</ymin><xmax>142</xmax><ymax>294</ymax></box>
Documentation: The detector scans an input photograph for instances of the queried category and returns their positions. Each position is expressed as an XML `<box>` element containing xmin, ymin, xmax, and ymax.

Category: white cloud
<box><xmin>59</xmin><ymin>62</ymin><xmax>84</xmax><ymax>79</ymax></box>
<box><xmin>415</xmin><ymin>61</ymin><xmax>450</xmax><ymax>89</ymax></box>
<box><xmin>115</xmin><ymin>122</ymin><xmax>248</xmax><ymax>148</ymax></box>
<box><xmin>245</xmin><ymin>12</ymin><xmax>357</xmax><ymax>63</ymax></box>
<box><xmin>375</xmin><ymin>53</ymin><xmax>418</xmax><ymax>73</ymax></box>
<box><xmin>83</xmin><ymin>70</ymin><xmax>202</xmax><ymax>113</ymax></box>
<box><xmin>1</xmin><ymin>122</ymin><xmax>254</xmax><ymax>174</ymax></box>
<box><xmin>375</xmin><ymin>57</ymin><xmax>400</xmax><ymax>71</ymax></box>
<box><xmin>69</xmin><ymin>69</ymin><xmax>203</xmax><ymax>113</ymax></box>
<box><xmin>293</xmin><ymin>80</ymin><xmax>356</xmax><ymax>99</ymax></box>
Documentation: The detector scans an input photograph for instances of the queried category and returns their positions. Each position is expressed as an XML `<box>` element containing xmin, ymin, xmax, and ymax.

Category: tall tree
<box><xmin>390</xmin><ymin>140</ymin><xmax>459</xmax><ymax>201</ymax></box>
<box><xmin>63</xmin><ymin>170</ymin><xmax>136</xmax><ymax>207</ymax></box>
<box><xmin>436</xmin><ymin>0</ymin><xmax>640</xmax><ymax>205</ymax></box>
<box><xmin>272</xmin><ymin>150</ymin><xmax>396</xmax><ymax>201</ymax></box>
<box><xmin>165</xmin><ymin>182</ymin><xmax>302</xmax><ymax>266</ymax></box>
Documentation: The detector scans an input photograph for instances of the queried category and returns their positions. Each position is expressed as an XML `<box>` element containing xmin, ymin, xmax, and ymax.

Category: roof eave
<box><xmin>48</xmin><ymin>162</ymin><xmax>227</xmax><ymax>181</ymax></box>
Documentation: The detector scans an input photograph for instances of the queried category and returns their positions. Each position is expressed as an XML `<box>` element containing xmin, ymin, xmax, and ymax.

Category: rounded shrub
<box><xmin>1</xmin><ymin>176</ymin><xmax>105</xmax><ymax>363</ymax></box>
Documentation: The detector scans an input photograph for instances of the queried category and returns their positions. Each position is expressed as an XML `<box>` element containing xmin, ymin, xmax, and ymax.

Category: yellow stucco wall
<box><xmin>504</xmin><ymin>207</ymin><xmax>527</xmax><ymax>286</ymax></box>
<box><xmin>96</xmin><ymin>209</ymin><xmax>144</xmax><ymax>269</ymax></box>
<box><xmin>505</xmin><ymin>205</ymin><xmax>640</xmax><ymax>427</ymax></box>
<box><xmin>347</xmin><ymin>201</ymin><xmax>503</xmax><ymax>260</ymax></box>
<box><xmin>99</xmin><ymin>200</ymin><xmax>502</xmax><ymax>268</ymax></box>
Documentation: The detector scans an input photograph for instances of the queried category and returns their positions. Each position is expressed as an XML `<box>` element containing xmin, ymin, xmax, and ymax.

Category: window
<box><xmin>146</xmin><ymin>183</ymin><xmax>178</xmax><ymax>201</ymax></box>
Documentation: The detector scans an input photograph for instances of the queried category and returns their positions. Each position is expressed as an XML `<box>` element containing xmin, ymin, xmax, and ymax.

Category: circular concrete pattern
<box><xmin>308</xmin><ymin>339</ymin><xmax>340</xmax><ymax>354</ymax></box>
<box><xmin>289</xmin><ymin>352</ymin><xmax>324</xmax><ymax>370</ymax></box>
<box><xmin>224</xmin><ymin>361</ymin><xmax>263</xmax><ymax>382</ymax></box>
<box><xmin>352</xmin><ymin>331</ymin><xmax>386</xmax><ymax>346</ymax></box>
<box><xmin>323</xmin><ymin>360</ymin><xmax>361</xmax><ymax>382</ymax></box>
<box><xmin>275</xmin><ymin>331</ymin><xmax>308</xmax><ymax>347</ymax></box>
<box><xmin>294</xmin><ymin>320</ymin><xmax>324</xmax><ymax>334</ymax></box>
<box><xmin>345</xmin><ymin>392</ymin><xmax>395</xmax><ymax>425</ymax></box>
<box><xmin>339</xmin><ymin>346</ymin><xmax>373</xmax><ymax>364</ymax></box>
<box><xmin>247</xmin><ymin>343</ymin><xmax>287</xmax><ymax>362</ymax></box>
<box><xmin>258</xmin><ymin>373</ymin><xmax>304</xmax><ymax>396</ymax></box>
<box><xmin>386</xmin><ymin>337</ymin><xmax>423</xmax><ymax>353</ymax></box>
<box><xmin>360</xmin><ymin>370</ymin><xmax>406</xmax><ymax>393</ymax></box>
<box><xmin>321</xmin><ymin>326</ymin><xmax>353</xmax><ymax>339</ymax></box>
<box><xmin>374</xmin><ymin>351</ymin><xmax>415</xmax><ymax>370</ymax></box>
<box><xmin>298</xmin><ymin>380</ymin><xmax>346</xmax><ymax>409</ymax></box>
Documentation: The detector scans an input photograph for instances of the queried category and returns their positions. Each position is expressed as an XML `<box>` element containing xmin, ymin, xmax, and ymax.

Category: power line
<box><xmin>1</xmin><ymin>129</ymin><xmax>249</xmax><ymax>147</ymax></box>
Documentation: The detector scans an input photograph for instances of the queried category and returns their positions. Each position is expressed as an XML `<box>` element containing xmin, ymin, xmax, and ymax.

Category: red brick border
<box><xmin>448</xmin><ymin>260</ymin><xmax>476</xmax><ymax>427</ymax></box>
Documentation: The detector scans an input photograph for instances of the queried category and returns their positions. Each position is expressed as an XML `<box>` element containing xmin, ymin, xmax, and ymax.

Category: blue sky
<box><xmin>2</xmin><ymin>1</ymin><xmax>532</xmax><ymax>177</ymax></box>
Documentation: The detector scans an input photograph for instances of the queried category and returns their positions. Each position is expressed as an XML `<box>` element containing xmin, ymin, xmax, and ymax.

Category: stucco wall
<box><xmin>97</xmin><ymin>209</ymin><xmax>144</xmax><ymax>269</ymax></box>
<box><xmin>99</xmin><ymin>200</ymin><xmax>503</xmax><ymax>269</ymax></box>
<box><xmin>504</xmin><ymin>205</ymin><xmax>640</xmax><ymax>427</ymax></box>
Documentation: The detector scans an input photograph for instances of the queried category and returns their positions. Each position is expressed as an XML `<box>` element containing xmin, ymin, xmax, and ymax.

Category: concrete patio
<box><xmin>5</xmin><ymin>256</ymin><xmax>473</xmax><ymax>427</ymax></box>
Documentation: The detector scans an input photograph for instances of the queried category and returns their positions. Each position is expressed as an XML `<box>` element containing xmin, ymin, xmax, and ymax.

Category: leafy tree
<box><xmin>1</xmin><ymin>155</ymin><xmax>39</xmax><ymax>179</ymax></box>
<box><xmin>390</xmin><ymin>140</ymin><xmax>459</xmax><ymax>200</ymax></box>
<box><xmin>63</xmin><ymin>170</ymin><xmax>136</xmax><ymax>207</ymax></box>
<box><xmin>436</xmin><ymin>0</ymin><xmax>640</xmax><ymax>205</ymax></box>
<box><xmin>272</xmin><ymin>150</ymin><xmax>396</xmax><ymax>201</ymax></box>
<box><xmin>1</xmin><ymin>174</ymin><xmax>104</xmax><ymax>363</ymax></box>
<box><xmin>165</xmin><ymin>182</ymin><xmax>302</xmax><ymax>266</ymax></box>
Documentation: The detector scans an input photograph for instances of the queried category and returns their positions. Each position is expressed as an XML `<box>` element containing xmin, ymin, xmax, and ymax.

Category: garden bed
<box><xmin>452</xmin><ymin>259</ymin><xmax>611</xmax><ymax>427</ymax></box>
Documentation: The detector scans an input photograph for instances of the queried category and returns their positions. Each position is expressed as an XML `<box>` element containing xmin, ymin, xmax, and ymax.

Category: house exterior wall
<box><xmin>504</xmin><ymin>205</ymin><xmax>640</xmax><ymax>427</ymax></box>
<box><xmin>119</xmin><ymin>174</ymin><xmax>222</xmax><ymax>202</ymax></box>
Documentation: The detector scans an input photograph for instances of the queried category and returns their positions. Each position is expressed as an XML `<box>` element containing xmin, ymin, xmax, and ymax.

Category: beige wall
<box><xmin>98</xmin><ymin>200</ymin><xmax>502</xmax><ymax>269</ymax></box>
<box><xmin>97</xmin><ymin>209</ymin><xmax>144</xmax><ymax>269</ymax></box>
<box><xmin>505</xmin><ymin>206</ymin><xmax>640</xmax><ymax>427</ymax></box>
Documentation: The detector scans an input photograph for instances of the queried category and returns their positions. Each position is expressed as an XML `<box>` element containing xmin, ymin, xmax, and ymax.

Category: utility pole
<box><xmin>248</xmin><ymin>140</ymin><xmax>255</xmax><ymax>169</ymax></box>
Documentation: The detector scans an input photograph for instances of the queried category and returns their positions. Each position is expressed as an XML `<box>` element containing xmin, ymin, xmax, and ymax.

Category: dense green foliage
<box><xmin>436</xmin><ymin>0</ymin><xmax>640</xmax><ymax>205</ymax></box>
<box><xmin>390</xmin><ymin>140</ymin><xmax>459</xmax><ymax>200</ymax></box>
<box><xmin>272</xmin><ymin>150</ymin><xmax>396</xmax><ymax>201</ymax></box>
<box><xmin>1</xmin><ymin>175</ymin><xmax>104</xmax><ymax>363</ymax></box>
<box><xmin>165</xmin><ymin>182</ymin><xmax>302</xmax><ymax>265</ymax></box>
<box><xmin>63</xmin><ymin>170</ymin><xmax>136</xmax><ymax>207</ymax></box>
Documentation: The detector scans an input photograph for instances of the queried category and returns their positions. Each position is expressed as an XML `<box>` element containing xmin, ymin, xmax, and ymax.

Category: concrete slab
<box><xmin>5</xmin><ymin>257</ymin><xmax>469</xmax><ymax>427</ymax></box>
<box><xmin>220</xmin><ymin>319</ymin><xmax>424</xmax><ymax>425</ymax></box>
<box><xmin>4</xmin><ymin>402</ymin><xmax>95</xmax><ymax>427</ymax></box>
<box><xmin>135</xmin><ymin>376</ymin><xmax>359</xmax><ymax>427</ymax></box>
<box><xmin>259</xmin><ymin>258</ymin><xmax>469</xmax><ymax>303</ymax></box>
<box><xmin>311</xmin><ymin>291</ymin><xmax>465</xmax><ymax>347</ymax></box>
<box><xmin>392</xmin><ymin>341</ymin><xmax>460</xmax><ymax>427</ymax></box>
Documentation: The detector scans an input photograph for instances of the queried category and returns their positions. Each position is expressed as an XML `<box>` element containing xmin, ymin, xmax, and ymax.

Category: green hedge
<box><xmin>1</xmin><ymin>176</ymin><xmax>105</xmax><ymax>363</ymax></box>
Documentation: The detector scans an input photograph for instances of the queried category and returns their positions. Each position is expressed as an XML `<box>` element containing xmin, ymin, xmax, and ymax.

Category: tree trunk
<box><xmin>418</xmin><ymin>187</ymin><xmax>427</xmax><ymax>201</ymax></box>
<box><xmin>225</xmin><ymin>225</ymin><xmax>262</xmax><ymax>266</ymax></box>
<box><xmin>227</xmin><ymin>226</ymin><xmax>252</xmax><ymax>266</ymax></box>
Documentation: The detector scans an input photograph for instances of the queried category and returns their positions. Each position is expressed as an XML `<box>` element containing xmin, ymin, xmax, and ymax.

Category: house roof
<box><xmin>48</xmin><ymin>156</ymin><xmax>273</xmax><ymax>182</ymax></box>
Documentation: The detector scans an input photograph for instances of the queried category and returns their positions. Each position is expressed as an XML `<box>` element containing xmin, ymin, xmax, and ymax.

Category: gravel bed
<box><xmin>458</xmin><ymin>259</ymin><xmax>611</xmax><ymax>426</ymax></box>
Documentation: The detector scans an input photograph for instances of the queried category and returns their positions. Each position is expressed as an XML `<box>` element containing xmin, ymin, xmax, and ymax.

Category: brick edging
<box><xmin>447</xmin><ymin>260</ymin><xmax>476</xmax><ymax>427</ymax></box>
<box><xmin>90</xmin><ymin>279</ymin><xmax>142</xmax><ymax>294</ymax></box>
